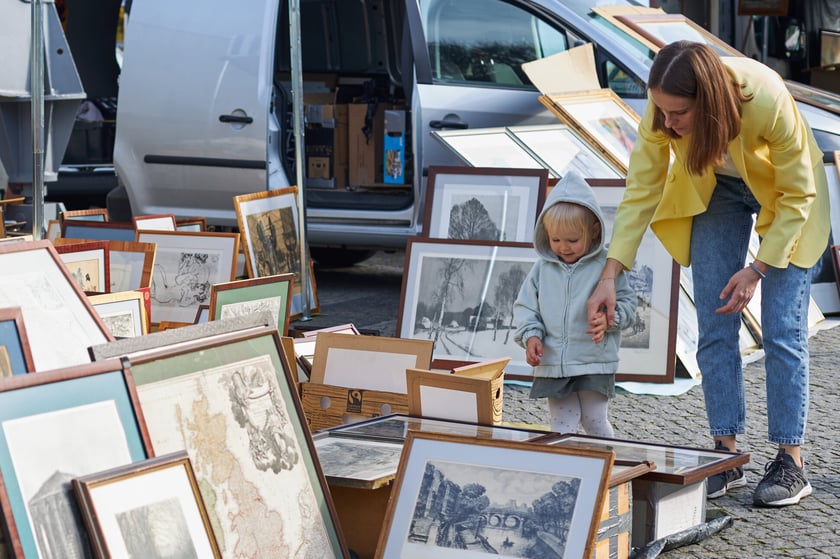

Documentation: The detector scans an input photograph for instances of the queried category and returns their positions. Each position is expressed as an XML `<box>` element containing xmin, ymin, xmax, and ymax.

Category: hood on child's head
<box><xmin>533</xmin><ymin>170</ymin><xmax>606</xmax><ymax>261</ymax></box>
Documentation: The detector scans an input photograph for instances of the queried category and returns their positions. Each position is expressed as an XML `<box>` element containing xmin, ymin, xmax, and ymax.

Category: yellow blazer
<box><xmin>608</xmin><ymin>56</ymin><xmax>830</xmax><ymax>269</ymax></box>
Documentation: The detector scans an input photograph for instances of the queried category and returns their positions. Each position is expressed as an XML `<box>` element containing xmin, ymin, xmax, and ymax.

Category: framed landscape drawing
<box><xmin>423</xmin><ymin>166</ymin><xmax>547</xmax><ymax>243</ymax></box>
<box><xmin>108</xmin><ymin>240</ymin><xmax>156</xmax><ymax>292</ymax></box>
<box><xmin>0</xmin><ymin>240</ymin><xmax>113</xmax><ymax>370</ymax></box>
<box><xmin>506</xmin><ymin>124</ymin><xmax>624</xmax><ymax>179</ymax></box>
<box><xmin>375</xmin><ymin>431</ymin><xmax>613</xmax><ymax>559</ymax></box>
<box><xmin>73</xmin><ymin>451</ymin><xmax>221</xmax><ymax>558</ymax></box>
<box><xmin>89</xmin><ymin>291</ymin><xmax>149</xmax><ymax>338</ymax></box>
<box><xmin>209</xmin><ymin>273</ymin><xmax>294</xmax><ymax>336</ymax></box>
<box><xmin>136</xmin><ymin>230</ymin><xmax>240</xmax><ymax>324</ymax></box>
<box><xmin>0</xmin><ymin>359</ymin><xmax>151</xmax><ymax>558</ymax></box>
<box><xmin>127</xmin><ymin>325</ymin><xmax>349</xmax><ymax>558</ymax></box>
<box><xmin>233</xmin><ymin>186</ymin><xmax>319</xmax><ymax>319</ymax></box>
<box><xmin>55</xmin><ymin>240</ymin><xmax>110</xmax><ymax>294</ymax></box>
<box><xmin>0</xmin><ymin>306</ymin><xmax>35</xmax><ymax>375</ymax></box>
<box><xmin>396</xmin><ymin>238</ymin><xmax>537</xmax><ymax>378</ymax></box>
<box><xmin>430</xmin><ymin>127</ymin><xmax>552</xmax><ymax>175</ymax></box>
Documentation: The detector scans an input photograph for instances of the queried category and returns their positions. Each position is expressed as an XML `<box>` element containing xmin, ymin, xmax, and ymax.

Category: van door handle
<box><xmin>219</xmin><ymin>114</ymin><xmax>254</xmax><ymax>124</ymax></box>
<box><xmin>429</xmin><ymin>116</ymin><xmax>468</xmax><ymax>130</ymax></box>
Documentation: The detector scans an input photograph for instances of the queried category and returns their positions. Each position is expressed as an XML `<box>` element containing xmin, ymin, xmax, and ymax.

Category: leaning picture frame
<box><xmin>89</xmin><ymin>291</ymin><xmax>149</xmax><ymax>338</ymax></box>
<box><xmin>72</xmin><ymin>451</ymin><xmax>221</xmax><ymax>558</ymax></box>
<box><xmin>396</xmin><ymin>237</ymin><xmax>537</xmax><ymax>378</ymax></box>
<box><xmin>233</xmin><ymin>186</ymin><xmax>319</xmax><ymax>319</ymax></box>
<box><xmin>60</xmin><ymin>207</ymin><xmax>109</xmax><ymax>223</ymax></box>
<box><xmin>375</xmin><ymin>431</ymin><xmax>613</xmax><ymax>559</ymax></box>
<box><xmin>430</xmin><ymin>127</ymin><xmax>553</xmax><ymax>175</ymax></box>
<box><xmin>406</xmin><ymin>368</ymin><xmax>495</xmax><ymax>425</ymax></box>
<box><xmin>126</xmin><ymin>325</ymin><xmax>350</xmax><ymax>558</ymax></box>
<box><xmin>62</xmin><ymin>219</ymin><xmax>137</xmax><ymax>242</ymax></box>
<box><xmin>209</xmin><ymin>273</ymin><xmax>295</xmax><ymax>336</ymax></box>
<box><xmin>133</xmin><ymin>213</ymin><xmax>178</xmax><ymax>231</ymax></box>
<box><xmin>0</xmin><ymin>306</ymin><xmax>35</xmax><ymax>375</ymax></box>
<box><xmin>611</xmin><ymin>12</ymin><xmax>742</xmax><ymax>57</ymax></box>
<box><xmin>135</xmin><ymin>230</ymin><xmax>240</xmax><ymax>324</ymax></box>
<box><xmin>0</xmin><ymin>240</ymin><xmax>113</xmax><ymax>371</ymax></box>
<box><xmin>423</xmin><ymin>166</ymin><xmax>548</xmax><ymax>243</ymax></box>
<box><xmin>55</xmin><ymin>240</ymin><xmax>111</xmax><ymax>294</ymax></box>
<box><xmin>0</xmin><ymin>358</ymin><xmax>152</xmax><ymax>558</ymax></box>
<box><xmin>108</xmin><ymin>240</ymin><xmax>156</xmax><ymax>292</ymax></box>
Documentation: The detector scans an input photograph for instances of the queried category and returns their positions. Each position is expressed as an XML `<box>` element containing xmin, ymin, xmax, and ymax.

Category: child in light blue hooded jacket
<box><xmin>513</xmin><ymin>171</ymin><xmax>636</xmax><ymax>436</ymax></box>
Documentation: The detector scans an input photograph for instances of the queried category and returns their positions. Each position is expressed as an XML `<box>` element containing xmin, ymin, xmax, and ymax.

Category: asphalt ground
<box><xmin>295</xmin><ymin>249</ymin><xmax>840</xmax><ymax>558</ymax></box>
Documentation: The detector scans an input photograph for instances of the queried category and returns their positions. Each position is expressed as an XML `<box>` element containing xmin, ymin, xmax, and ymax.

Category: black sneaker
<box><xmin>753</xmin><ymin>450</ymin><xmax>813</xmax><ymax>507</ymax></box>
<box><xmin>706</xmin><ymin>441</ymin><xmax>746</xmax><ymax>499</ymax></box>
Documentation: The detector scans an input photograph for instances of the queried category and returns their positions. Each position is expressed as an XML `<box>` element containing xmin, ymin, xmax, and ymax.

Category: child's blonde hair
<box><xmin>542</xmin><ymin>202</ymin><xmax>601</xmax><ymax>251</ymax></box>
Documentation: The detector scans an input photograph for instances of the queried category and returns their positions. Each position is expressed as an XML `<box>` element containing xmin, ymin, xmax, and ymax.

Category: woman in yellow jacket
<box><xmin>588</xmin><ymin>41</ymin><xmax>830</xmax><ymax>507</ymax></box>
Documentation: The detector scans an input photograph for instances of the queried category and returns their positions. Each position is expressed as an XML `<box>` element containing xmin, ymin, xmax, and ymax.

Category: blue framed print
<box><xmin>0</xmin><ymin>307</ymin><xmax>35</xmax><ymax>375</ymax></box>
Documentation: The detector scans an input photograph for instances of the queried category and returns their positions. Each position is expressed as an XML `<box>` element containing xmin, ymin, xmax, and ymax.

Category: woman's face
<box><xmin>650</xmin><ymin>88</ymin><xmax>696</xmax><ymax>137</ymax></box>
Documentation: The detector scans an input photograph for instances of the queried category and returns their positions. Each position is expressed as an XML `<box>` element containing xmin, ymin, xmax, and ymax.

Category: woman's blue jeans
<box><xmin>690</xmin><ymin>174</ymin><xmax>810</xmax><ymax>446</ymax></box>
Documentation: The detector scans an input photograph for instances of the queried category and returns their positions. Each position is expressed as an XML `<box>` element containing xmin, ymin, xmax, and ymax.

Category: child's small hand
<box><xmin>526</xmin><ymin>337</ymin><xmax>543</xmax><ymax>366</ymax></box>
<box><xmin>586</xmin><ymin>311</ymin><xmax>607</xmax><ymax>344</ymax></box>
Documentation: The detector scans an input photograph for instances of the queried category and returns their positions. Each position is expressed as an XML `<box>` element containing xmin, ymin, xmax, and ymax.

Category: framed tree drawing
<box><xmin>0</xmin><ymin>306</ymin><xmax>35</xmax><ymax>375</ymax></box>
<box><xmin>396</xmin><ymin>238</ymin><xmax>537</xmax><ymax>378</ymax></box>
<box><xmin>233</xmin><ymin>186</ymin><xmax>319</xmax><ymax>319</ymax></box>
<box><xmin>423</xmin><ymin>166</ymin><xmax>547</xmax><ymax>243</ymax></box>
<box><xmin>209</xmin><ymin>273</ymin><xmax>295</xmax><ymax>336</ymax></box>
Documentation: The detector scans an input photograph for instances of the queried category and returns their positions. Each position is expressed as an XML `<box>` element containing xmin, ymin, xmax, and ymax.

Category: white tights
<box><xmin>547</xmin><ymin>391</ymin><xmax>614</xmax><ymax>437</ymax></box>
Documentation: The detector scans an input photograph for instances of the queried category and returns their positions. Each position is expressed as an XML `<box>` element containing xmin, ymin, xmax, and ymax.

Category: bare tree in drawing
<box><xmin>492</xmin><ymin>265</ymin><xmax>527</xmax><ymax>343</ymax></box>
<box><xmin>430</xmin><ymin>258</ymin><xmax>469</xmax><ymax>345</ymax></box>
<box><xmin>448</xmin><ymin>198</ymin><xmax>501</xmax><ymax>240</ymax></box>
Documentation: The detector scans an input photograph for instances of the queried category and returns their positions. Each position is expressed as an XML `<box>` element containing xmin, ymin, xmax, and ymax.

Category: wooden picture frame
<box><xmin>737</xmin><ymin>0</ymin><xmax>788</xmax><ymax>16</ymax></box>
<box><xmin>126</xmin><ymin>325</ymin><xmax>350</xmax><ymax>558</ymax></box>
<box><xmin>300</xmin><ymin>323</ymin><xmax>361</xmax><ymax>338</ymax></box>
<box><xmin>423</xmin><ymin>166</ymin><xmax>548</xmax><ymax>243</ymax></box>
<box><xmin>613</xmin><ymin>13</ymin><xmax>742</xmax><ymax>58</ymax></box>
<box><xmin>176</xmin><ymin>216</ymin><xmax>207</xmax><ymax>232</ymax></box>
<box><xmin>0</xmin><ymin>359</ymin><xmax>152</xmax><ymax>558</ymax></box>
<box><xmin>375</xmin><ymin>431</ymin><xmax>613</xmax><ymax>559</ymax></box>
<box><xmin>396</xmin><ymin>237</ymin><xmax>537</xmax><ymax>378</ymax></box>
<box><xmin>209</xmin><ymin>273</ymin><xmax>294</xmax><ymax>336</ymax></box>
<box><xmin>60</xmin><ymin>207</ymin><xmax>109</xmax><ymax>223</ymax></box>
<box><xmin>0</xmin><ymin>240</ymin><xmax>113</xmax><ymax>370</ymax></box>
<box><xmin>135</xmin><ymin>230</ymin><xmax>240</xmax><ymax>324</ymax></box>
<box><xmin>430</xmin><ymin>127</ymin><xmax>553</xmax><ymax>175</ymax></box>
<box><xmin>0</xmin><ymin>306</ymin><xmax>35</xmax><ymax>375</ymax></box>
<box><xmin>46</xmin><ymin>219</ymin><xmax>62</xmax><ymax>241</ymax></box>
<box><xmin>62</xmin><ymin>219</ymin><xmax>137</xmax><ymax>242</ymax></box>
<box><xmin>406</xmin><ymin>368</ymin><xmax>495</xmax><ymax>425</ymax></box>
<box><xmin>232</xmin><ymin>186</ymin><xmax>319</xmax><ymax>319</ymax></box>
<box><xmin>194</xmin><ymin>303</ymin><xmax>210</xmax><ymax>324</ymax></box>
<box><xmin>108</xmin><ymin>240</ymin><xmax>156</xmax><ymax>292</ymax></box>
<box><xmin>506</xmin><ymin>124</ymin><xmax>624</xmax><ymax>179</ymax></box>
<box><xmin>89</xmin><ymin>291</ymin><xmax>149</xmax><ymax>338</ymax></box>
<box><xmin>54</xmin><ymin>240</ymin><xmax>111</xmax><ymax>294</ymax></box>
<box><xmin>539</xmin><ymin>89</ymin><xmax>640</xmax><ymax>175</ymax></box>
<box><xmin>72</xmin><ymin>451</ymin><xmax>221</xmax><ymax>558</ymax></box>
<box><xmin>310</xmin><ymin>331</ymin><xmax>433</xmax><ymax>393</ymax></box>
<box><xmin>132</xmin><ymin>213</ymin><xmax>178</xmax><ymax>231</ymax></box>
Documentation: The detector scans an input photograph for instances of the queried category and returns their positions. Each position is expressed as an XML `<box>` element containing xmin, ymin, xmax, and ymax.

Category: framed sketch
<box><xmin>396</xmin><ymin>237</ymin><xmax>537</xmax><ymax>378</ymax></box>
<box><xmin>506</xmin><ymin>124</ymin><xmax>624</xmax><ymax>179</ymax></box>
<box><xmin>55</xmin><ymin>240</ymin><xmax>111</xmax><ymax>294</ymax></box>
<box><xmin>591</xmin><ymin>183</ymin><xmax>679</xmax><ymax>383</ymax></box>
<box><xmin>406</xmin><ymin>368</ymin><xmax>495</xmax><ymax>425</ymax></box>
<box><xmin>209</xmin><ymin>273</ymin><xmax>294</xmax><ymax>336</ymax></box>
<box><xmin>612</xmin><ymin>13</ymin><xmax>742</xmax><ymax>58</ymax></box>
<box><xmin>313</xmin><ymin>435</ymin><xmax>404</xmax><ymax>486</ymax></box>
<box><xmin>310</xmin><ymin>332</ymin><xmax>433</xmax><ymax>393</ymax></box>
<box><xmin>233</xmin><ymin>186</ymin><xmax>319</xmax><ymax>320</ymax></box>
<box><xmin>0</xmin><ymin>306</ymin><xmax>35</xmax><ymax>375</ymax></box>
<box><xmin>135</xmin><ymin>230</ymin><xmax>240</xmax><ymax>324</ymax></box>
<box><xmin>133</xmin><ymin>213</ymin><xmax>178</xmax><ymax>231</ymax></box>
<box><xmin>423</xmin><ymin>166</ymin><xmax>547</xmax><ymax>243</ymax></box>
<box><xmin>60</xmin><ymin>208</ymin><xmax>109</xmax><ymax>223</ymax></box>
<box><xmin>430</xmin><ymin>127</ymin><xmax>552</xmax><ymax>175</ymax></box>
<box><xmin>176</xmin><ymin>217</ymin><xmax>207</xmax><ymax>232</ymax></box>
<box><xmin>539</xmin><ymin>89</ymin><xmax>640</xmax><ymax>175</ymax></box>
<box><xmin>73</xmin><ymin>451</ymin><xmax>221</xmax><ymax>558</ymax></box>
<box><xmin>89</xmin><ymin>291</ymin><xmax>149</xmax><ymax>338</ymax></box>
<box><xmin>62</xmin><ymin>219</ymin><xmax>137</xmax><ymax>242</ymax></box>
<box><xmin>375</xmin><ymin>431</ymin><xmax>613</xmax><ymax>559</ymax></box>
<box><xmin>126</xmin><ymin>325</ymin><xmax>349</xmax><ymax>558</ymax></box>
<box><xmin>0</xmin><ymin>240</ymin><xmax>113</xmax><ymax>370</ymax></box>
<box><xmin>194</xmin><ymin>304</ymin><xmax>210</xmax><ymax>324</ymax></box>
<box><xmin>108</xmin><ymin>240</ymin><xmax>156</xmax><ymax>292</ymax></box>
<box><xmin>0</xmin><ymin>359</ymin><xmax>151</xmax><ymax>558</ymax></box>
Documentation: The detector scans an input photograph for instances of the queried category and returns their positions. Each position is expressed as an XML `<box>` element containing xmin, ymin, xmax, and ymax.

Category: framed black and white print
<box><xmin>423</xmin><ymin>166</ymin><xmax>548</xmax><ymax>243</ymax></box>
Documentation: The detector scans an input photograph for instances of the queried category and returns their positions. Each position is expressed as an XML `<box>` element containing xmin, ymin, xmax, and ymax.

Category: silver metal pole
<box><xmin>289</xmin><ymin>0</ymin><xmax>311</xmax><ymax>321</ymax></box>
<box><xmin>31</xmin><ymin>0</ymin><xmax>45</xmax><ymax>240</ymax></box>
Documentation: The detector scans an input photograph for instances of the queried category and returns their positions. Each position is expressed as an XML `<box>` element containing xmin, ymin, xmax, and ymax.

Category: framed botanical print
<box><xmin>54</xmin><ymin>240</ymin><xmax>111</xmax><ymax>294</ymax></box>
<box><xmin>135</xmin><ymin>230</ymin><xmax>240</xmax><ymax>324</ymax></box>
<box><xmin>233</xmin><ymin>186</ymin><xmax>319</xmax><ymax>319</ymax></box>
<box><xmin>89</xmin><ymin>291</ymin><xmax>149</xmax><ymax>338</ymax></box>
<box><xmin>423</xmin><ymin>166</ymin><xmax>548</xmax><ymax>243</ymax></box>
<box><xmin>0</xmin><ymin>306</ymin><xmax>35</xmax><ymax>375</ymax></box>
<box><xmin>430</xmin><ymin>127</ymin><xmax>553</xmax><ymax>175</ymax></box>
<box><xmin>209</xmin><ymin>273</ymin><xmax>294</xmax><ymax>336</ymax></box>
<box><xmin>506</xmin><ymin>124</ymin><xmax>624</xmax><ymax>179</ymax></box>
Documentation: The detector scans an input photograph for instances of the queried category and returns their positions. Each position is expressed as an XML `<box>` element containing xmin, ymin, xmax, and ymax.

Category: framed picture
<box><xmin>430</xmin><ymin>127</ymin><xmax>553</xmax><ymax>175</ymax></box>
<box><xmin>422</xmin><ymin>166</ymin><xmax>547</xmax><ymax>243</ymax></box>
<box><xmin>209</xmin><ymin>273</ymin><xmax>294</xmax><ymax>336</ymax></box>
<box><xmin>0</xmin><ymin>359</ymin><xmax>151</xmax><ymax>558</ymax></box>
<box><xmin>785</xmin><ymin>80</ymin><xmax>840</xmax><ymax>118</ymax></box>
<box><xmin>0</xmin><ymin>306</ymin><xmax>35</xmax><ymax>375</ymax></box>
<box><xmin>737</xmin><ymin>0</ymin><xmax>788</xmax><ymax>16</ymax></box>
<box><xmin>72</xmin><ymin>451</ymin><xmax>221</xmax><ymax>558</ymax></box>
<box><xmin>396</xmin><ymin>237</ymin><xmax>537</xmax><ymax>378</ymax></box>
<box><xmin>375</xmin><ymin>431</ymin><xmax>613</xmax><ymax>559</ymax></box>
<box><xmin>612</xmin><ymin>13</ymin><xmax>742</xmax><ymax>58</ymax></box>
<box><xmin>194</xmin><ymin>303</ymin><xmax>210</xmax><ymax>324</ymax></box>
<box><xmin>0</xmin><ymin>240</ymin><xmax>113</xmax><ymax>370</ymax></box>
<box><xmin>108</xmin><ymin>240</ymin><xmax>156</xmax><ymax>292</ymax></box>
<box><xmin>89</xmin><ymin>291</ymin><xmax>149</xmax><ymax>338</ymax></box>
<box><xmin>506</xmin><ymin>124</ymin><xmax>624</xmax><ymax>179</ymax></box>
<box><xmin>46</xmin><ymin>219</ymin><xmax>62</xmax><ymax>242</ymax></box>
<box><xmin>232</xmin><ymin>186</ymin><xmax>319</xmax><ymax>319</ymax></box>
<box><xmin>176</xmin><ymin>217</ymin><xmax>207</xmax><ymax>232</ymax></box>
<box><xmin>590</xmin><ymin>183</ymin><xmax>679</xmax><ymax>382</ymax></box>
<box><xmin>133</xmin><ymin>213</ymin><xmax>178</xmax><ymax>231</ymax></box>
<box><xmin>406</xmin><ymin>368</ymin><xmax>495</xmax><ymax>425</ymax></box>
<box><xmin>310</xmin><ymin>331</ymin><xmax>433</xmax><ymax>392</ymax></box>
<box><xmin>313</xmin><ymin>434</ymin><xmax>404</xmax><ymax>486</ymax></box>
<box><xmin>539</xmin><ymin>89</ymin><xmax>640</xmax><ymax>175</ymax></box>
<box><xmin>62</xmin><ymin>219</ymin><xmax>137</xmax><ymax>242</ymax></box>
<box><xmin>60</xmin><ymin>208</ymin><xmax>109</xmax><ymax>223</ymax></box>
<box><xmin>136</xmin><ymin>230</ymin><xmax>240</xmax><ymax>324</ymax></box>
<box><xmin>55</xmin><ymin>240</ymin><xmax>111</xmax><ymax>294</ymax></box>
<box><xmin>300</xmin><ymin>323</ymin><xmax>361</xmax><ymax>338</ymax></box>
<box><xmin>126</xmin><ymin>325</ymin><xmax>349</xmax><ymax>558</ymax></box>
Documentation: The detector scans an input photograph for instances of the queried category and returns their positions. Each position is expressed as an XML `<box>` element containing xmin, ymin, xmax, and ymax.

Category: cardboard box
<box><xmin>304</xmin><ymin>101</ymin><xmax>348</xmax><ymax>189</ymax></box>
<box><xmin>348</xmin><ymin>103</ymin><xmax>386</xmax><ymax>185</ymax></box>
<box><xmin>383</xmin><ymin>110</ymin><xmax>406</xmax><ymax>184</ymax></box>
<box><xmin>299</xmin><ymin>382</ymin><xmax>409</xmax><ymax>432</ymax></box>
<box><xmin>631</xmin><ymin>479</ymin><xmax>706</xmax><ymax>548</ymax></box>
<box><xmin>593</xmin><ymin>481</ymin><xmax>632</xmax><ymax>559</ymax></box>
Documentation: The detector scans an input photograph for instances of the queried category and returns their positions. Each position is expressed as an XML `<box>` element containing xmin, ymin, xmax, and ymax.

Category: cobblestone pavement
<box><xmin>296</xmin><ymin>250</ymin><xmax>840</xmax><ymax>558</ymax></box>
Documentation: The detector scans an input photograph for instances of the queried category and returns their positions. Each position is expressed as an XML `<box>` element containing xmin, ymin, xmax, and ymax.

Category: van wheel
<box><xmin>310</xmin><ymin>247</ymin><xmax>377</xmax><ymax>268</ymax></box>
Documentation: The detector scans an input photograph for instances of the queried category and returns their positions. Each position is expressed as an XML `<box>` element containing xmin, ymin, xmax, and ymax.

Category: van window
<box><xmin>421</xmin><ymin>0</ymin><xmax>567</xmax><ymax>87</ymax></box>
